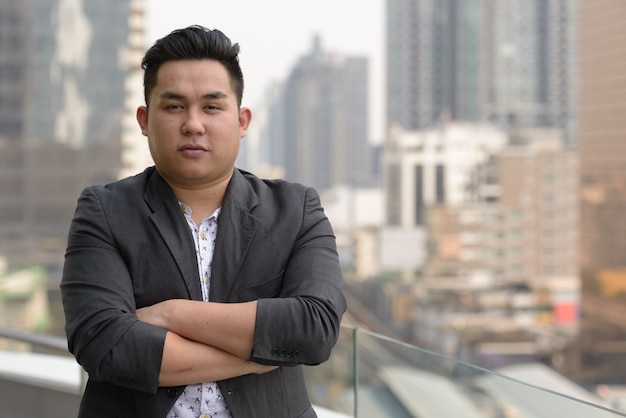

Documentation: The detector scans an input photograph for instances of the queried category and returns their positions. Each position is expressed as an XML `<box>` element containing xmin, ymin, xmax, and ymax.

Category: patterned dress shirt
<box><xmin>167</xmin><ymin>204</ymin><xmax>232</xmax><ymax>418</ymax></box>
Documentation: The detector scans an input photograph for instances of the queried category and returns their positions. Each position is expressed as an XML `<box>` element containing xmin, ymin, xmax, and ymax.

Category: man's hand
<box><xmin>136</xmin><ymin>300</ymin><xmax>172</xmax><ymax>329</ymax></box>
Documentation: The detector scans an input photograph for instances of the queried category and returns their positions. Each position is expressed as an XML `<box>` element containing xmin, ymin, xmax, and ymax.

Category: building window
<box><xmin>387</xmin><ymin>163</ymin><xmax>401</xmax><ymax>226</ymax></box>
<box><xmin>435</xmin><ymin>164</ymin><xmax>445</xmax><ymax>203</ymax></box>
<box><xmin>415</xmin><ymin>165</ymin><xmax>423</xmax><ymax>225</ymax></box>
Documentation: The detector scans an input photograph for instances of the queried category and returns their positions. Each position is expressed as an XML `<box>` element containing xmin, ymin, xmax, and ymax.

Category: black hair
<box><xmin>141</xmin><ymin>25</ymin><xmax>244</xmax><ymax>106</ymax></box>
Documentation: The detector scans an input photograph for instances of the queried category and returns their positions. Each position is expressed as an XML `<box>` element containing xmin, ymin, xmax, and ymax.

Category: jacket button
<box><xmin>166</xmin><ymin>388</ymin><xmax>180</xmax><ymax>398</ymax></box>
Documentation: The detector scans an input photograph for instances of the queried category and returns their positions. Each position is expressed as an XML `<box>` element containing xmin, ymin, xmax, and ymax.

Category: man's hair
<box><xmin>141</xmin><ymin>25</ymin><xmax>244</xmax><ymax>106</ymax></box>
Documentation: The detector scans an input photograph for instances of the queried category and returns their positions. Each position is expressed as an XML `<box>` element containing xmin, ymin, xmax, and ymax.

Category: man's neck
<box><xmin>169</xmin><ymin>175</ymin><xmax>231</xmax><ymax>225</ymax></box>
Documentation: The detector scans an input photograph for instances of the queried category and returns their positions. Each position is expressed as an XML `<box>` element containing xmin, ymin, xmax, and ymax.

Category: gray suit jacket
<box><xmin>61</xmin><ymin>167</ymin><xmax>346</xmax><ymax>418</ymax></box>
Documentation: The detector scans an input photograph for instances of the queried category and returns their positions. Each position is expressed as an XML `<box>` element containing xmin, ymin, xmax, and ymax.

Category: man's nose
<box><xmin>181</xmin><ymin>110</ymin><xmax>205</xmax><ymax>135</ymax></box>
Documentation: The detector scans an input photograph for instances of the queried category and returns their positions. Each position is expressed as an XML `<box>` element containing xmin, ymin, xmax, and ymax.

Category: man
<box><xmin>61</xmin><ymin>25</ymin><xmax>346</xmax><ymax>418</ymax></box>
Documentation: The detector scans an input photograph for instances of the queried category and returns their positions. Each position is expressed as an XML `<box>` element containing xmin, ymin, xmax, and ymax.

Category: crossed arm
<box><xmin>137</xmin><ymin>299</ymin><xmax>277</xmax><ymax>386</ymax></box>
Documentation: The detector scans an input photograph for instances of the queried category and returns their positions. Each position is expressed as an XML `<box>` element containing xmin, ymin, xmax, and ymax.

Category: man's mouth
<box><xmin>179</xmin><ymin>143</ymin><xmax>209</xmax><ymax>157</ymax></box>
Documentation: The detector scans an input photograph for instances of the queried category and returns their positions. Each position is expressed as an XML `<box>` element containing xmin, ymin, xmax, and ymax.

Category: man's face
<box><xmin>136</xmin><ymin>59</ymin><xmax>251</xmax><ymax>189</ymax></box>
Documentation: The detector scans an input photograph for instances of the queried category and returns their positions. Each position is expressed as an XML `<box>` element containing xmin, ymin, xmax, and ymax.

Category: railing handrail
<box><xmin>0</xmin><ymin>327</ymin><xmax>69</xmax><ymax>353</ymax></box>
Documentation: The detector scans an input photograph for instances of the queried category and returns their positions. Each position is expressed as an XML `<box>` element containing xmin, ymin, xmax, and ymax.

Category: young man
<box><xmin>61</xmin><ymin>25</ymin><xmax>346</xmax><ymax>418</ymax></box>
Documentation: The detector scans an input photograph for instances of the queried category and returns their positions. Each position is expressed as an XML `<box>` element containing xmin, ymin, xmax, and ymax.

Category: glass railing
<box><xmin>304</xmin><ymin>325</ymin><xmax>626</xmax><ymax>418</ymax></box>
<box><xmin>2</xmin><ymin>325</ymin><xmax>626</xmax><ymax>418</ymax></box>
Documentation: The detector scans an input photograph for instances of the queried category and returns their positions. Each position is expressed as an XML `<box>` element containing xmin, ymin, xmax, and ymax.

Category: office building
<box><xmin>386</xmin><ymin>0</ymin><xmax>578</xmax><ymax>145</ymax></box>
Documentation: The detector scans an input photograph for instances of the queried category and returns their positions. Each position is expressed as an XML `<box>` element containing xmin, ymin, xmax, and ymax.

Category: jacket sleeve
<box><xmin>60</xmin><ymin>187</ymin><xmax>167</xmax><ymax>394</ymax></box>
<box><xmin>250</xmin><ymin>187</ymin><xmax>347</xmax><ymax>366</ymax></box>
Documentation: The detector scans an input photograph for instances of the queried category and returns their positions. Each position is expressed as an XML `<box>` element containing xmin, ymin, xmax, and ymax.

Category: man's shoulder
<box><xmin>96</xmin><ymin>167</ymin><xmax>154</xmax><ymax>189</ymax></box>
<box><xmin>83</xmin><ymin>167</ymin><xmax>156</xmax><ymax>202</ymax></box>
<box><xmin>233</xmin><ymin>170</ymin><xmax>322</xmax><ymax>217</ymax></box>
<box><xmin>237</xmin><ymin>169</ymin><xmax>310</xmax><ymax>196</ymax></box>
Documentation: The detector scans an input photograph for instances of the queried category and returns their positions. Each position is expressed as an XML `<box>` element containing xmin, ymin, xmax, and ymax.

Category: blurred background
<box><xmin>1</xmin><ymin>0</ymin><xmax>626</xmax><ymax>413</ymax></box>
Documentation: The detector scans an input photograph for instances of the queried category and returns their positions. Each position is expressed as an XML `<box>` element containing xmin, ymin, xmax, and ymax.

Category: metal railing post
<box><xmin>353</xmin><ymin>326</ymin><xmax>358</xmax><ymax>418</ymax></box>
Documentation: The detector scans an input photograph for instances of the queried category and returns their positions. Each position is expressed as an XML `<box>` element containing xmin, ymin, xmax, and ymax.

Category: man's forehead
<box><xmin>156</xmin><ymin>60</ymin><xmax>230</xmax><ymax>84</ymax></box>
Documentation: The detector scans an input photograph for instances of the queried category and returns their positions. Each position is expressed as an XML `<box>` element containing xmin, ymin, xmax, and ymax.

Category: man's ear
<box><xmin>136</xmin><ymin>106</ymin><xmax>149</xmax><ymax>136</ymax></box>
<box><xmin>239</xmin><ymin>107</ymin><xmax>252</xmax><ymax>138</ymax></box>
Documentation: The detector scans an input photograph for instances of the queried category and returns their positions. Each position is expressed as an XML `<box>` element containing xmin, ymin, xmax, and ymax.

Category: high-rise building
<box><xmin>282</xmin><ymin>36</ymin><xmax>372</xmax><ymax>191</ymax></box>
<box><xmin>572</xmin><ymin>0</ymin><xmax>626</xmax><ymax>383</ymax></box>
<box><xmin>0</xmin><ymin>0</ymin><xmax>146</xmax><ymax>272</ymax></box>
<box><xmin>386</xmin><ymin>0</ymin><xmax>578</xmax><ymax>145</ymax></box>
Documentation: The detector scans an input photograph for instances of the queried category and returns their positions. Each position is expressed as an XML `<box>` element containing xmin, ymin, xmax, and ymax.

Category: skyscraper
<box><xmin>0</xmin><ymin>0</ymin><xmax>145</xmax><ymax>272</ymax></box>
<box><xmin>282</xmin><ymin>36</ymin><xmax>372</xmax><ymax>191</ymax></box>
<box><xmin>386</xmin><ymin>0</ymin><xmax>577</xmax><ymax>145</ymax></box>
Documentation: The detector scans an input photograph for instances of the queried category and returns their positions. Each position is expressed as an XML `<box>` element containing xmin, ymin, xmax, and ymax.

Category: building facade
<box><xmin>382</xmin><ymin>122</ymin><xmax>507</xmax><ymax>227</ymax></box>
<box><xmin>386</xmin><ymin>0</ymin><xmax>578</xmax><ymax>145</ymax></box>
<box><xmin>425</xmin><ymin>129</ymin><xmax>579</xmax><ymax>288</ymax></box>
<box><xmin>572</xmin><ymin>0</ymin><xmax>626</xmax><ymax>383</ymax></box>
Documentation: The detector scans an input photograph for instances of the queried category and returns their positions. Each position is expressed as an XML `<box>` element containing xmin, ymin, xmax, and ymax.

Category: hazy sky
<box><xmin>146</xmin><ymin>0</ymin><xmax>385</xmax><ymax>140</ymax></box>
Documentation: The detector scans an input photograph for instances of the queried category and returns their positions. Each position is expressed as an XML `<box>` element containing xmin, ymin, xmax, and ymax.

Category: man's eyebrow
<box><xmin>201</xmin><ymin>91</ymin><xmax>228</xmax><ymax>100</ymax></box>
<box><xmin>158</xmin><ymin>91</ymin><xmax>228</xmax><ymax>100</ymax></box>
<box><xmin>159</xmin><ymin>91</ymin><xmax>186</xmax><ymax>100</ymax></box>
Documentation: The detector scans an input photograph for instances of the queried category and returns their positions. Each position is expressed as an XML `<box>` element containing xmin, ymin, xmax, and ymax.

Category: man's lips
<box><xmin>179</xmin><ymin>143</ymin><xmax>208</xmax><ymax>151</ymax></box>
<box><xmin>179</xmin><ymin>144</ymin><xmax>209</xmax><ymax>157</ymax></box>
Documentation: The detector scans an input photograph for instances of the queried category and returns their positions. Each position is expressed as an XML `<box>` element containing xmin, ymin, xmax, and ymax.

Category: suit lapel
<box><xmin>144</xmin><ymin>169</ymin><xmax>203</xmax><ymax>301</ymax></box>
<box><xmin>210</xmin><ymin>170</ymin><xmax>260</xmax><ymax>302</ymax></box>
